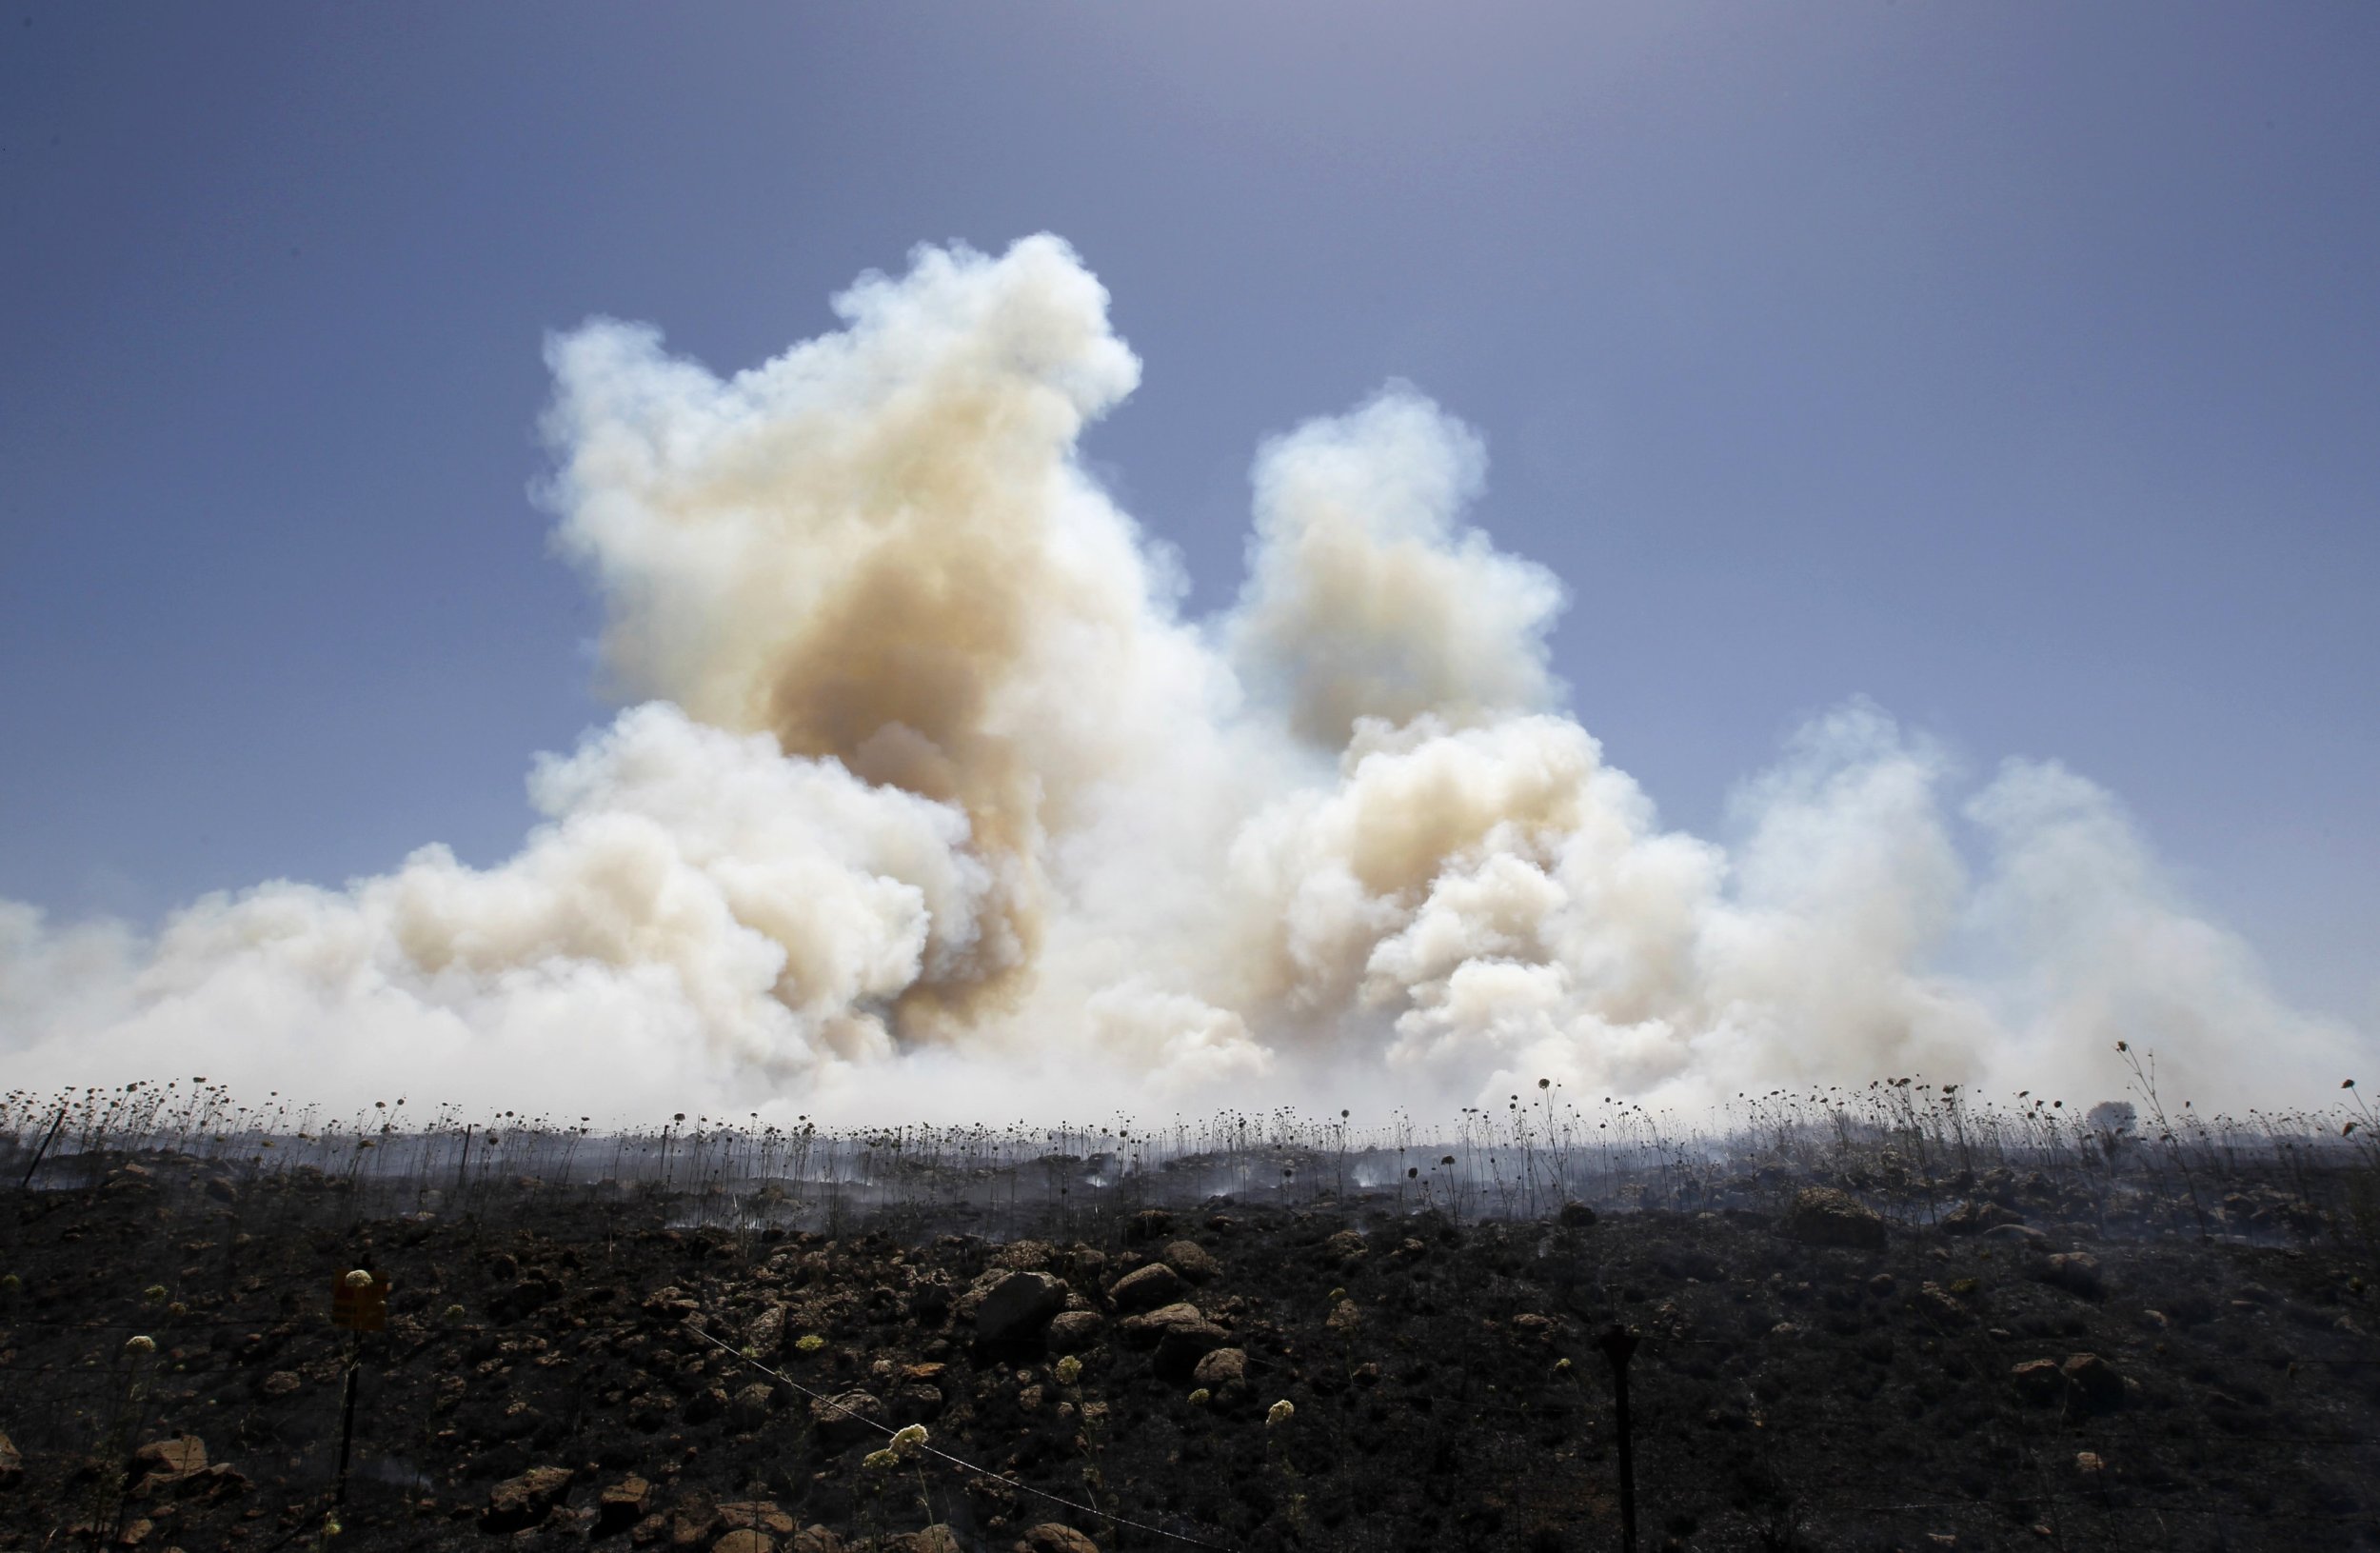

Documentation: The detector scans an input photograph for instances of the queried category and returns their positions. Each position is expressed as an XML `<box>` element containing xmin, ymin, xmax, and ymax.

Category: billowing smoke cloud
<box><xmin>1229</xmin><ymin>388</ymin><xmax>1565</xmax><ymax>746</ymax></box>
<box><xmin>1</xmin><ymin>236</ymin><xmax>2365</xmax><ymax>1121</ymax></box>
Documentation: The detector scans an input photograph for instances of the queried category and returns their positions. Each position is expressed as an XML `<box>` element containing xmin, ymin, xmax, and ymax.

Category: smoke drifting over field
<box><xmin>1</xmin><ymin>237</ymin><xmax>2363</xmax><ymax>1121</ymax></box>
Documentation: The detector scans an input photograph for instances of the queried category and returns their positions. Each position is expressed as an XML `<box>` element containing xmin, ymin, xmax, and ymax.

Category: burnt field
<box><xmin>2</xmin><ymin>1092</ymin><xmax>2378</xmax><ymax>1553</ymax></box>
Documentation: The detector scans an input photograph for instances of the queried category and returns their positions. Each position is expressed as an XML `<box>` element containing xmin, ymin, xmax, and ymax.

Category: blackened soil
<box><xmin>2</xmin><ymin>1159</ymin><xmax>2376</xmax><ymax>1552</ymax></box>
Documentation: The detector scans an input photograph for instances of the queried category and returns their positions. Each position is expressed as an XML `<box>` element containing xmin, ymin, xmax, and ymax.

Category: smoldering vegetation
<box><xmin>1</xmin><ymin>1069</ymin><xmax>2376</xmax><ymax>1552</ymax></box>
<box><xmin>5</xmin><ymin>1065</ymin><xmax>2379</xmax><ymax>1246</ymax></box>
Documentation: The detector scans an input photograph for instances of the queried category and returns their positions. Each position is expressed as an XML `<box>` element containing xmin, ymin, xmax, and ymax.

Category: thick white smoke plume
<box><xmin>2</xmin><ymin>237</ymin><xmax>2365</xmax><ymax>1122</ymax></box>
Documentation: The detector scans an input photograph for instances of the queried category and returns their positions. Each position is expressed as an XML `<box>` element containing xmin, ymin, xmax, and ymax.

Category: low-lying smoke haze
<box><xmin>1</xmin><ymin>237</ymin><xmax>2363</xmax><ymax>1123</ymax></box>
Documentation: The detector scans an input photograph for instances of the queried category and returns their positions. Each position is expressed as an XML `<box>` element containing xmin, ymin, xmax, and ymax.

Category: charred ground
<box><xmin>1</xmin><ymin>1150</ymin><xmax>2376</xmax><ymax>1553</ymax></box>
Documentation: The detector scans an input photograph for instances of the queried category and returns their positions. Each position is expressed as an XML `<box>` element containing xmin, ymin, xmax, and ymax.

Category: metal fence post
<box><xmin>1597</xmin><ymin>1324</ymin><xmax>1641</xmax><ymax>1553</ymax></box>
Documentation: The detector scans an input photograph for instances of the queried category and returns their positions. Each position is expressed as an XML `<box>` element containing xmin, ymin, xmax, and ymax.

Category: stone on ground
<box><xmin>1108</xmin><ymin>1262</ymin><xmax>1186</xmax><ymax>1313</ymax></box>
<box><xmin>977</xmin><ymin>1271</ymin><xmax>1067</xmax><ymax>1343</ymax></box>
<box><xmin>481</xmin><ymin>1465</ymin><xmax>574</xmax><ymax>1533</ymax></box>
<box><xmin>1784</xmin><ymin>1187</ymin><xmax>1887</xmax><ymax>1251</ymax></box>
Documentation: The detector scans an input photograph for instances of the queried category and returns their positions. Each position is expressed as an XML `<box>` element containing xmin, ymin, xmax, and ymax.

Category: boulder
<box><xmin>1119</xmin><ymin>1302</ymin><xmax>1210</xmax><ymax>1349</ymax></box>
<box><xmin>719</xmin><ymin>1502</ymin><xmax>796</xmax><ymax>1536</ymax></box>
<box><xmin>1557</xmin><ymin>1202</ymin><xmax>1598</xmax><ymax>1228</ymax></box>
<box><xmin>994</xmin><ymin>1241</ymin><xmax>1057</xmax><ymax>1273</ymax></box>
<box><xmin>1783</xmin><ymin>1188</ymin><xmax>1887</xmax><ymax>1251</ymax></box>
<box><xmin>130</xmin><ymin>1435</ymin><xmax>206</xmax><ymax>1493</ymax></box>
<box><xmin>809</xmin><ymin>1390</ymin><xmax>887</xmax><ymax>1452</ymax></box>
<box><xmin>891</xmin><ymin>1528</ymin><xmax>962</xmax><ymax>1553</ymax></box>
<box><xmin>482</xmin><ymin>1465</ymin><xmax>574</xmax><ymax>1534</ymax></box>
<box><xmin>906</xmin><ymin>1278</ymin><xmax>954</xmax><ymax>1324</ymax></box>
<box><xmin>0</xmin><ymin>1432</ymin><xmax>20</xmax><ymax>1489</ymax></box>
<box><xmin>1160</xmin><ymin>1241</ymin><xmax>1220</xmax><ymax>1284</ymax></box>
<box><xmin>1108</xmin><ymin>1263</ymin><xmax>1186</xmax><ymax>1313</ymax></box>
<box><xmin>790</xmin><ymin>1529</ymin><xmax>845</xmax><ymax>1553</ymax></box>
<box><xmin>1046</xmin><ymin>1310</ymin><xmax>1103</xmax><ymax>1353</ymax></box>
<box><xmin>2035</xmin><ymin>1252</ymin><xmax>2105</xmax><ymax>1301</ymax></box>
<box><xmin>713</xmin><ymin>1533</ymin><xmax>775</xmax><ymax>1553</ymax></box>
<box><xmin>1323</xmin><ymin>1228</ymin><xmax>1368</xmax><ymax>1264</ymax></box>
<box><xmin>1018</xmin><ymin>1525</ymin><xmax>1101</xmax><ymax>1553</ymax></box>
<box><xmin>666</xmin><ymin>1488</ymin><xmax>722</xmax><ymax>1546</ymax></box>
<box><xmin>1126</xmin><ymin>1209</ymin><xmax>1174</xmax><ymax>1243</ymax></box>
<box><xmin>2062</xmin><ymin>1353</ymin><xmax>2126</xmax><ymax>1414</ymax></box>
<box><xmin>728</xmin><ymin>1382</ymin><xmax>778</xmax><ymax>1431</ymax></box>
<box><xmin>977</xmin><ymin>1272</ymin><xmax>1067</xmax><ymax>1344</ymax></box>
<box><xmin>1191</xmin><ymin>1347</ymin><xmax>1247</xmax><ymax>1391</ymax></box>
<box><xmin>1154</xmin><ymin>1319</ymin><xmax>1229</xmax><ymax>1383</ymax></box>
<box><xmin>596</xmin><ymin>1476</ymin><xmax>653</xmax><ymax>1537</ymax></box>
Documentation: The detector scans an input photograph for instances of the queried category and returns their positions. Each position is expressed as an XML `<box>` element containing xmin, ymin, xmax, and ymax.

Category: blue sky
<box><xmin>4</xmin><ymin>2</ymin><xmax>2374</xmax><ymax>1028</ymax></box>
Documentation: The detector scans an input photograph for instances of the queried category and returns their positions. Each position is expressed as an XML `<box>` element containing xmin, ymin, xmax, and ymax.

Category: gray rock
<box><xmin>131</xmin><ymin>1435</ymin><xmax>207</xmax><ymax>1493</ymax></box>
<box><xmin>2035</xmin><ymin>1252</ymin><xmax>2105</xmax><ymax>1300</ymax></box>
<box><xmin>809</xmin><ymin>1390</ymin><xmax>886</xmax><ymax>1451</ymax></box>
<box><xmin>1190</xmin><ymin>1346</ymin><xmax>1247</xmax><ymax>1391</ymax></box>
<box><xmin>1118</xmin><ymin>1301</ymin><xmax>1210</xmax><ymax>1348</ymax></box>
<box><xmin>1160</xmin><ymin>1241</ymin><xmax>1220</xmax><ymax>1284</ymax></box>
<box><xmin>714</xmin><ymin>1532</ymin><xmax>777</xmax><ymax>1553</ymax></box>
<box><xmin>1046</xmin><ymin>1310</ymin><xmax>1103</xmax><ymax>1353</ymax></box>
<box><xmin>595</xmin><ymin>1476</ymin><xmax>651</xmax><ymax>1538</ymax></box>
<box><xmin>482</xmin><ymin>1465</ymin><xmax>574</xmax><ymax>1534</ymax></box>
<box><xmin>1154</xmin><ymin>1319</ymin><xmax>1229</xmax><ymax>1383</ymax></box>
<box><xmin>2062</xmin><ymin>1352</ymin><xmax>2126</xmax><ymax>1414</ymax></box>
<box><xmin>728</xmin><ymin>1381</ymin><xmax>778</xmax><ymax>1430</ymax></box>
<box><xmin>1109</xmin><ymin>1262</ymin><xmax>1187</xmax><ymax>1312</ymax></box>
<box><xmin>892</xmin><ymin>1527</ymin><xmax>962</xmax><ymax>1553</ymax></box>
<box><xmin>1126</xmin><ymin>1209</ymin><xmax>1173</xmax><ymax>1243</ymax></box>
<box><xmin>745</xmin><ymin>1304</ymin><xmax>787</xmax><ymax>1354</ymax></box>
<box><xmin>720</xmin><ymin>1502</ymin><xmax>797</xmax><ymax>1536</ymax></box>
<box><xmin>977</xmin><ymin>1271</ymin><xmax>1067</xmax><ymax>1343</ymax></box>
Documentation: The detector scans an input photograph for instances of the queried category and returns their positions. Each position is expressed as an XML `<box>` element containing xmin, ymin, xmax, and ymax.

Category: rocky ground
<box><xmin>2</xmin><ymin>1156</ymin><xmax>2376</xmax><ymax>1553</ymax></box>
